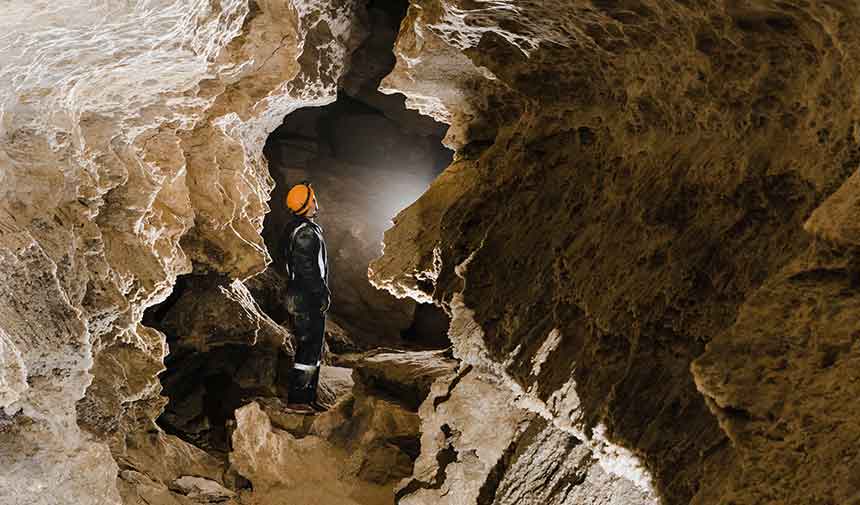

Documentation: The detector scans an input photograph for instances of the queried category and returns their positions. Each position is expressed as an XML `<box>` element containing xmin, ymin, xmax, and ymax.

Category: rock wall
<box><xmin>7</xmin><ymin>1</ymin><xmax>860</xmax><ymax>505</ymax></box>
<box><xmin>0</xmin><ymin>1</ymin><xmax>361</xmax><ymax>503</ymax></box>
<box><xmin>373</xmin><ymin>1</ymin><xmax>860</xmax><ymax>504</ymax></box>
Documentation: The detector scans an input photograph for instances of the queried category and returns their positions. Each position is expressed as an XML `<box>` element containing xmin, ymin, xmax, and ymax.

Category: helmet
<box><xmin>285</xmin><ymin>182</ymin><xmax>317</xmax><ymax>216</ymax></box>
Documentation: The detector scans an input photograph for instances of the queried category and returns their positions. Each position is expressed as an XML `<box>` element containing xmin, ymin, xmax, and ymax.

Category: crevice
<box><xmin>137</xmin><ymin>0</ymin><xmax>455</xmax><ymax>487</ymax></box>
<box><xmin>476</xmin><ymin>429</ymin><xmax>520</xmax><ymax>505</ymax></box>
<box><xmin>395</xmin><ymin>423</ymin><xmax>460</xmax><ymax>501</ymax></box>
<box><xmin>433</xmin><ymin>364</ymin><xmax>472</xmax><ymax>410</ymax></box>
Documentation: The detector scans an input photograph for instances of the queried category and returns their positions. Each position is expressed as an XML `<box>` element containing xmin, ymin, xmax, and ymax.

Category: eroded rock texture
<box><xmin>373</xmin><ymin>2</ymin><xmax>860</xmax><ymax>504</ymax></box>
<box><xmin>228</xmin><ymin>349</ymin><xmax>456</xmax><ymax>504</ymax></box>
<box><xmin>262</xmin><ymin>99</ymin><xmax>450</xmax><ymax>346</ymax></box>
<box><xmin>7</xmin><ymin>0</ymin><xmax>860</xmax><ymax>504</ymax></box>
<box><xmin>0</xmin><ymin>1</ymin><xmax>360</xmax><ymax>503</ymax></box>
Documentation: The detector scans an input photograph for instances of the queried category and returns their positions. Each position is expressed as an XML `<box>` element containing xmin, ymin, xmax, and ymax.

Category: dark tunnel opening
<box><xmin>141</xmin><ymin>0</ymin><xmax>453</xmax><ymax>455</ymax></box>
<box><xmin>261</xmin><ymin>0</ymin><xmax>453</xmax><ymax>351</ymax></box>
<box><xmin>142</xmin><ymin>273</ymin><xmax>293</xmax><ymax>453</ymax></box>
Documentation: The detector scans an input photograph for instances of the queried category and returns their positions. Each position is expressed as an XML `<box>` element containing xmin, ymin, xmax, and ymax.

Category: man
<box><xmin>282</xmin><ymin>181</ymin><xmax>330</xmax><ymax>413</ymax></box>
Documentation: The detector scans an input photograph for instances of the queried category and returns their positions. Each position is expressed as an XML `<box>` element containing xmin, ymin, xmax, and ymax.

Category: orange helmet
<box><xmin>285</xmin><ymin>182</ymin><xmax>317</xmax><ymax>216</ymax></box>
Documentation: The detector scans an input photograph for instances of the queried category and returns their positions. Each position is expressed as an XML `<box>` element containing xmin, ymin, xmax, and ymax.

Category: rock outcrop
<box><xmin>398</xmin><ymin>367</ymin><xmax>651</xmax><ymax>505</ymax></box>
<box><xmin>0</xmin><ymin>1</ymin><xmax>361</xmax><ymax>503</ymax></box>
<box><xmin>226</xmin><ymin>350</ymin><xmax>456</xmax><ymax>504</ymax></box>
<box><xmin>7</xmin><ymin>1</ymin><xmax>860</xmax><ymax>505</ymax></box>
<box><xmin>372</xmin><ymin>1</ymin><xmax>860</xmax><ymax>504</ymax></box>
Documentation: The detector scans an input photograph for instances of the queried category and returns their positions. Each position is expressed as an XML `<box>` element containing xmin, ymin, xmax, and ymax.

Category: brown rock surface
<box><xmin>0</xmin><ymin>0</ymin><xmax>361</xmax><ymax>502</ymax></box>
<box><xmin>228</xmin><ymin>401</ymin><xmax>395</xmax><ymax>505</ymax></box>
<box><xmin>398</xmin><ymin>367</ymin><xmax>651</xmax><ymax>505</ymax></box>
<box><xmin>8</xmin><ymin>1</ymin><xmax>860</xmax><ymax>504</ymax></box>
<box><xmin>372</xmin><ymin>1</ymin><xmax>860</xmax><ymax>504</ymax></box>
<box><xmin>226</xmin><ymin>350</ymin><xmax>454</xmax><ymax>503</ymax></box>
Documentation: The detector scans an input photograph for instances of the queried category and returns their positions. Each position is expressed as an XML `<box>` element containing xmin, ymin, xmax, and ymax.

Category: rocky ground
<box><xmin>4</xmin><ymin>1</ymin><xmax>860</xmax><ymax>505</ymax></box>
<box><xmin>116</xmin><ymin>347</ymin><xmax>457</xmax><ymax>505</ymax></box>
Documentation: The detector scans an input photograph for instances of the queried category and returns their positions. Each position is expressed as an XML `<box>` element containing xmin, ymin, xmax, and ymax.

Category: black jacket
<box><xmin>284</xmin><ymin>216</ymin><xmax>330</xmax><ymax>307</ymax></box>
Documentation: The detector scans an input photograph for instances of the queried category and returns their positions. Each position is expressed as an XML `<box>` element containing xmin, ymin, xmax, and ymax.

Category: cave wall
<box><xmin>0</xmin><ymin>1</ymin><xmax>362</xmax><ymax>503</ymax></box>
<box><xmin>5</xmin><ymin>1</ymin><xmax>860</xmax><ymax>505</ymax></box>
<box><xmin>373</xmin><ymin>1</ymin><xmax>860</xmax><ymax>504</ymax></box>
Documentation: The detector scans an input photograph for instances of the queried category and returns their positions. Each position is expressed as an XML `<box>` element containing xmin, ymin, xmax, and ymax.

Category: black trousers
<box><xmin>288</xmin><ymin>308</ymin><xmax>326</xmax><ymax>404</ymax></box>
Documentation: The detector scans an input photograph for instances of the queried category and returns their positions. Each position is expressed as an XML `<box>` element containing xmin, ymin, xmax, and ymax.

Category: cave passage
<box><xmin>261</xmin><ymin>0</ymin><xmax>453</xmax><ymax>350</ymax></box>
<box><xmin>142</xmin><ymin>0</ymin><xmax>453</xmax><ymax>455</ymax></box>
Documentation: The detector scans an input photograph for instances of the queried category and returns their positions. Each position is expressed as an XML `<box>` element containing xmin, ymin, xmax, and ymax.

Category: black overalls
<box><xmin>283</xmin><ymin>215</ymin><xmax>330</xmax><ymax>404</ymax></box>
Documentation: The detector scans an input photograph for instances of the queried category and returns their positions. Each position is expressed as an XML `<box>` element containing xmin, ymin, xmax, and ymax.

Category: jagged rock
<box><xmin>232</xmin><ymin>350</ymin><xmax>453</xmax><ymax>501</ymax></box>
<box><xmin>380</xmin><ymin>2</ymin><xmax>521</xmax><ymax>149</ymax></box>
<box><xmin>118</xmin><ymin>470</ymin><xmax>188</xmax><ymax>505</ymax></box>
<box><xmin>346</xmin><ymin>349</ymin><xmax>459</xmax><ymax>410</ymax></box>
<box><xmin>10</xmin><ymin>1</ymin><xmax>860</xmax><ymax>505</ymax></box>
<box><xmin>0</xmin><ymin>1</ymin><xmax>362</xmax><ymax>501</ymax></box>
<box><xmin>324</xmin><ymin>319</ymin><xmax>359</xmax><ymax>354</ymax></box>
<box><xmin>341</xmin><ymin>4</ymin><xmax>448</xmax><ymax>139</ymax></box>
<box><xmin>397</xmin><ymin>368</ymin><xmax>530</xmax><ymax>504</ymax></box>
<box><xmin>370</xmin><ymin>160</ymin><xmax>479</xmax><ymax>303</ymax></box>
<box><xmin>152</xmin><ymin>274</ymin><xmax>290</xmax><ymax>352</ymax></box>
<box><xmin>490</xmin><ymin>418</ymin><xmax>655</xmax><ymax>505</ymax></box>
<box><xmin>372</xmin><ymin>2</ymin><xmax>860</xmax><ymax>504</ymax></box>
<box><xmin>347</xmin><ymin>391</ymin><xmax>421</xmax><ymax>485</ymax></box>
<box><xmin>396</xmin><ymin>366</ymin><xmax>652</xmax><ymax>505</ymax></box>
<box><xmin>117</xmin><ymin>431</ymin><xmax>225</xmax><ymax>489</ymax></box>
<box><xmin>229</xmin><ymin>402</ymin><xmax>394</xmax><ymax>505</ymax></box>
<box><xmin>262</xmin><ymin>87</ymin><xmax>452</xmax><ymax>348</ymax></box>
<box><xmin>170</xmin><ymin>476</ymin><xmax>236</xmax><ymax>503</ymax></box>
<box><xmin>691</xmin><ymin>238</ymin><xmax>860</xmax><ymax>504</ymax></box>
<box><xmin>319</xmin><ymin>365</ymin><xmax>357</xmax><ymax>403</ymax></box>
<box><xmin>242</xmin><ymin>268</ymin><xmax>290</xmax><ymax>324</ymax></box>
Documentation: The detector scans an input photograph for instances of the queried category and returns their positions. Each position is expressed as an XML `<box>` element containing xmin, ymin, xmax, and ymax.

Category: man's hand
<box><xmin>321</xmin><ymin>294</ymin><xmax>331</xmax><ymax>313</ymax></box>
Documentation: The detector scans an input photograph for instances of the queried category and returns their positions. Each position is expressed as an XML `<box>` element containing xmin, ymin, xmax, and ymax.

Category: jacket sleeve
<box><xmin>291</xmin><ymin>225</ymin><xmax>329</xmax><ymax>300</ymax></box>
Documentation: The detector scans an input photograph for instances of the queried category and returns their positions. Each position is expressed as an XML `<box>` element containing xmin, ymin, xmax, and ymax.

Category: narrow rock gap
<box><xmin>139</xmin><ymin>0</ymin><xmax>459</xmax><ymax>498</ymax></box>
<box><xmin>261</xmin><ymin>0</ymin><xmax>454</xmax><ymax>351</ymax></box>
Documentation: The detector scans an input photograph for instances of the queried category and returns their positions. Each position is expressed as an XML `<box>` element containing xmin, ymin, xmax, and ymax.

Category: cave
<box><xmin>5</xmin><ymin>2</ymin><xmax>860</xmax><ymax>505</ymax></box>
<box><xmin>260</xmin><ymin>81</ymin><xmax>454</xmax><ymax>349</ymax></box>
<box><xmin>140</xmin><ymin>0</ymin><xmax>453</xmax><ymax>458</ymax></box>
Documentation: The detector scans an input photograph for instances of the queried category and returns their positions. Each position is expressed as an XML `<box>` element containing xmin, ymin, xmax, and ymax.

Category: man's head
<box><xmin>285</xmin><ymin>181</ymin><xmax>319</xmax><ymax>218</ymax></box>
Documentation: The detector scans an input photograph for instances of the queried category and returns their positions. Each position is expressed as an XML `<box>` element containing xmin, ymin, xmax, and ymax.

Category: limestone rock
<box><xmin>118</xmin><ymin>470</ymin><xmax>188</xmax><ymax>505</ymax></box>
<box><xmin>170</xmin><ymin>476</ymin><xmax>236</xmax><ymax>503</ymax></box>
<box><xmin>374</xmin><ymin>2</ymin><xmax>860</xmax><ymax>504</ymax></box>
<box><xmin>319</xmin><ymin>364</ymin><xmax>357</xmax><ymax>403</ymax></box>
<box><xmin>230</xmin><ymin>350</ymin><xmax>453</xmax><ymax>502</ymax></box>
<box><xmin>229</xmin><ymin>402</ymin><xmax>394</xmax><ymax>505</ymax></box>
<box><xmin>10</xmin><ymin>0</ymin><xmax>860</xmax><ymax>504</ymax></box>
<box><xmin>369</xmin><ymin>159</ymin><xmax>479</xmax><ymax>303</ymax></box>
<box><xmin>324</xmin><ymin>319</ymin><xmax>359</xmax><ymax>354</ymax></box>
<box><xmin>151</xmin><ymin>274</ymin><xmax>290</xmax><ymax>352</ymax></box>
<box><xmin>0</xmin><ymin>0</ymin><xmax>361</xmax><ymax>501</ymax></box>
<box><xmin>117</xmin><ymin>431</ymin><xmax>226</xmax><ymax>489</ymax></box>
<box><xmin>347</xmin><ymin>385</ymin><xmax>423</xmax><ymax>485</ymax></box>
<box><xmin>398</xmin><ymin>367</ymin><xmax>652</xmax><ymax>505</ymax></box>
<box><xmin>347</xmin><ymin>348</ymin><xmax>459</xmax><ymax>410</ymax></box>
<box><xmin>803</xmin><ymin>168</ymin><xmax>860</xmax><ymax>247</ymax></box>
<box><xmin>490</xmin><ymin>418</ymin><xmax>655</xmax><ymax>505</ymax></box>
<box><xmin>691</xmin><ymin>239</ymin><xmax>860</xmax><ymax>505</ymax></box>
<box><xmin>380</xmin><ymin>2</ymin><xmax>520</xmax><ymax>149</ymax></box>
